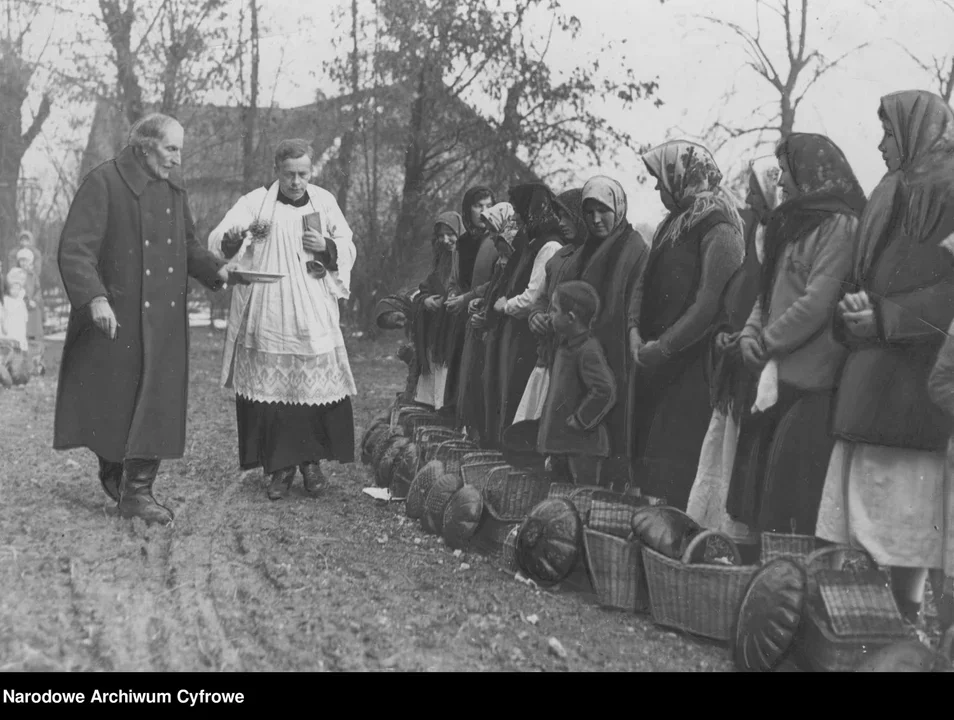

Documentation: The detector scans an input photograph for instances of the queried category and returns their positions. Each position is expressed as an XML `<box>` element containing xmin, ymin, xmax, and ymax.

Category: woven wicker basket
<box><xmin>795</xmin><ymin>546</ymin><xmax>914</xmax><ymax>672</ymax></box>
<box><xmin>473</xmin><ymin>503</ymin><xmax>522</xmax><ymax>558</ymax></box>
<box><xmin>403</xmin><ymin>411</ymin><xmax>454</xmax><ymax>436</ymax></box>
<box><xmin>414</xmin><ymin>425</ymin><xmax>460</xmax><ymax>448</ymax></box>
<box><xmin>484</xmin><ymin>468</ymin><xmax>552</xmax><ymax>521</ymax></box>
<box><xmin>388</xmin><ymin>442</ymin><xmax>421</xmax><ymax>500</ymax></box>
<box><xmin>461</xmin><ymin>450</ymin><xmax>505</xmax><ymax>466</ymax></box>
<box><xmin>566</xmin><ymin>487</ymin><xmax>600</xmax><ymax>524</ymax></box>
<box><xmin>761</xmin><ymin>532</ymin><xmax>817</xmax><ymax>564</ymax></box>
<box><xmin>390</xmin><ymin>402</ymin><xmax>430</xmax><ymax>429</ymax></box>
<box><xmin>642</xmin><ymin>530</ymin><xmax>759</xmax><ymax>642</ymax></box>
<box><xmin>587</xmin><ymin>492</ymin><xmax>649</xmax><ymax>539</ymax></box>
<box><xmin>460</xmin><ymin>461</ymin><xmax>510</xmax><ymax>493</ymax></box>
<box><xmin>583</xmin><ymin>528</ymin><xmax>650</xmax><ymax>613</ymax></box>
<box><xmin>431</xmin><ymin>439</ymin><xmax>480</xmax><ymax>474</ymax></box>
<box><xmin>501</xmin><ymin>524</ymin><xmax>522</xmax><ymax>573</ymax></box>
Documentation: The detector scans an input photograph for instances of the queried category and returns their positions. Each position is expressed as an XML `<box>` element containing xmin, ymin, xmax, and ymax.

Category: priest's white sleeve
<box><xmin>208</xmin><ymin>193</ymin><xmax>257</xmax><ymax>258</ymax></box>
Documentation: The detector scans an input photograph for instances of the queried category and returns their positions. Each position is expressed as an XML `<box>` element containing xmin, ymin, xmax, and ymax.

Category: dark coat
<box><xmin>53</xmin><ymin>147</ymin><xmax>225</xmax><ymax>463</ymax></box>
<box><xmin>537</xmin><ymin>331</ymin><xmax>616</xmax><ymax>457</ymax></box>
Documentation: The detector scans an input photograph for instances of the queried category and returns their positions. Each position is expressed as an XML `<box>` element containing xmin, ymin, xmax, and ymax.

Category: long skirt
<box><xmin>816</xmin><ymin>440</ymin><xmax>954</xmax><ymax>576</ymax></box>
<box><xmin>496</xmin><ymin>317</ymin><xmax>539</xmax><ymax>438</ymax></box>
<box><xmin>455</xmin><ymin>324</ymin><xmax>485</xmax><ymax>431</ymax></box>
<box><xmin>685</xmin><ymin>408</ymin><xmax>755</xmax><ymax>542</ymax></box>
<box><xmin>724</xmin><ymin>383</ymin><xmax>834</xmax><ymax>534</ymax></box>
<box><xmin>630</xmin><ymin>349</ymin><xmax>712</xmax><ymax>510</ymax></box>
<box><xmin>237</xmin><ymin>395</ymin><xmax>355</xmax><ymax>474</ymax></box>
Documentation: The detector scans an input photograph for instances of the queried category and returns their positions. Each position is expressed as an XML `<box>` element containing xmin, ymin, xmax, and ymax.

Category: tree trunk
<box><xmin>335</xmin><ymin>0</ymin><xmax>361</xmax><ymax>214</ymax></box>
<box><xmin>392</xmin><ymin>66</ymin><xmax>434</xmax><ymax>269</ymax></box>
<box><xmin>100</xmin><ymin>0</ymin><xmax>145</xmax><ymax>125</ymax></box>
<box><xmin>780</xmin><ymin>93</ymin><xmax>795</xmax><ymax>139</ymax></box>
<box><xmin>241</xmin><ymin>0</ymin><xmax>260</xmax><ymax>192</ymax></box>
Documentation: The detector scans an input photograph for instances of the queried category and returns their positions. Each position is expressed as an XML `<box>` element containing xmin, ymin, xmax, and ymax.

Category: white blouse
<box><xmin>504</xmin><ymin>240</ymin><xmax>563</xmax><ymax>318</ymax></box>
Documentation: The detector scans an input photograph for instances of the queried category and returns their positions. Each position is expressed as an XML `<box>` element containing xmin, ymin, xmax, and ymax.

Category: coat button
<box><xmin>144</xmin><ymin>301</ymin><xmax>150</xmax><ymax>309</ymax></box>
<box><xmin>167</xmin><ymin>238</ymin><xmax>172</xmax><ymax>244</ymax></box>
<box><xmin>168</xmin><ymin>267</ymin><xmax>174</xmax><ymax>273</ymax></box>
<box><xmin>146</xmin><ymin>269</ymin><xmax>151</xmax><ymax>276</ymax></box>
<box><xmin>170</xmin><ymin>301</ymin><xmax>176</xmax><ymax>307</ymax></box>
<box><xmin>166</xmin><ymin>208</ymin><xmax>171</xmax><ymax>215</ymax></box>
<box><xmin>145</xmin><ymin>241</ymin><xmax>150</xmax><ymax>247</ymax></box>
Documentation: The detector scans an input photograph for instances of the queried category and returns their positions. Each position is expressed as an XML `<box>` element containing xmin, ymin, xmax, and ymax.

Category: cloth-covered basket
<box><xmin>583</xmin><ymin>528</ymin><xmax>650</xmax><ymax>613</ymax></box>
<box><xmin>406</xmin><ymin>460</ymin><xmax>444</xmax><ymax>520</ymax></box>
<box><xmin>389</xmin><ymin>441</ymin><xmax>421</xmax><ymax>500</ymax></box>
<box><xmin>642</xmin><ymin>530</ymin><xmax>759</xmax><ymax>642</ymax></box>
<box><xmin>796</xmin><ymin>546</ymin><xmax>914</xmax><ymax>672</ymax></box>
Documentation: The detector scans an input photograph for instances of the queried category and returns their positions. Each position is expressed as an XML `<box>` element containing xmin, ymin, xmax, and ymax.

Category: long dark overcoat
<box><xmin>53</xmin><ymin>147</ymin><xmax>224</xmax><ymax>463</ymax></box>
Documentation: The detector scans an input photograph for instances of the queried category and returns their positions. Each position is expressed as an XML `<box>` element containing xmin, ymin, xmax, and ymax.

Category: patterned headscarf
<box><xmin>553</xmin><ymin>187</ymin><xmax>589</xmax><ymax>246</ymax></box>
<box><xmin>642</xmin><ymin>140</ymin><xmax>744</xmax><ymax>248</ymax></box>
<box><xmin>761</xmin><ymin>133</ymin><xmax>866</xmax><ymax>303</ymax></box>
<box><xmin>581</xmin><ymin>176</ymin><xmax>628</xmax><ymax>234</ymax></box>
<box><xmin>856</xmin><ymin>90</ymin><xmax>954</xmax><ymax>279</ymax></box>
<box><xmin>508</xmin><ymin>183</ymin><xmax>561</xmax><ymax>239</ymax></box>
<box><xmin>480</xmin><ymin>202</ymin><xmax>519</xmax><ymax>249</ymax></box>
<box><xmin>748</xmin><ymin>156</ymin><xmax>781</xmax><ymax>213</ymax></box>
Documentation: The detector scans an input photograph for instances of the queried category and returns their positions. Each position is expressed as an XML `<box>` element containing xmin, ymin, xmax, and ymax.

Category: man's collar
<box><xmin>116</xmin><ymin>146</ymin><xmax>184</xmax><ymax>196</ymax></box>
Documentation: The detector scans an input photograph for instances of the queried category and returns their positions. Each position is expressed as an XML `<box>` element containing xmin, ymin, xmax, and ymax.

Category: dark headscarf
<box><xmin>761</xmin><ymin>133</ymin><xmax>866</xmax><ymax>305</ymax></box>
<box><xmin>457</xmin><ymin>186</ymin><xmax>496</xmax><ymax>289</ymax></box>
<box><xmin>509</xmin><ymin>183</ymin><xmax>562</xmax><ymax>240</ymax></box>
<box><xmin>554</xmin><ymin>187</ymin><xmax>589</xmax><ymax>246</ymax></box>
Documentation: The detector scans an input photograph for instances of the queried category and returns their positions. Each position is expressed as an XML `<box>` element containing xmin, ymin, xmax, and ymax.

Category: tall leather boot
<box><xmin>97</xmin><ymin>455</ymin><xmax>123</xmax><ymax>503</ymax></box>
<box><xmin>118</xmin><ymin>459</ymin><xmax>174</xmax><ymax>525</ymax></box>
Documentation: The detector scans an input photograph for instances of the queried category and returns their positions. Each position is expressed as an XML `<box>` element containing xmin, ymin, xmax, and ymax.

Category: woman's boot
<box><xmin>118</xmin><ymin>459</ymin><xmax>174</xmax><ymax>525</ymax></box>
<box><xmin>97</xmin><ymin>455</ymin><xmax>123</xmax><ymax>503</ymax></box>
<box><xmin>266</xmin><ymin>467</ymin><xmax>296</xmax><ymax>500</ymax></box>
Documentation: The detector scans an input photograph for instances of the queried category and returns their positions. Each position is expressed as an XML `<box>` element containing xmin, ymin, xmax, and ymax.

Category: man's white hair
<box><xmin>128</xmin><ymin>113</ymin><xmax>180</xmax><ymax>153</ymax></box>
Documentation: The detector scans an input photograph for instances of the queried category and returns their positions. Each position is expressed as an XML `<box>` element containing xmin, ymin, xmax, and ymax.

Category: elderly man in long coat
<box><xmin>54</xmin><ymin>113</ymin><xmax>239</xmax><ymax>525</ymax></box>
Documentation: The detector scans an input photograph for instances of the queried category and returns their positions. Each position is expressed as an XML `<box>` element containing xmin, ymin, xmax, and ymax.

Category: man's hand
<box><xmin>493</xmin><ymin>297</ymin><xmax>508</xmax><ymax>313</ymax></box>
<box><xmin>529</xmin><ymin>312</ymin><xmax>550</xmax><ymax>335</ymax></box>
<box><xmin>424</xmin><ymin>295</ymin><xmax>443</xmax><ymax>311</ymax></box>
<box><xmin>90</xmin><ymin>296</ymin><xmax>118</xmax><ymax>340</ymax></box>
<box><xmin>218</xmin><ymin>266</ymin><xmax>251</xmax><ymax>287</ymax></box>
<box><xmin>445</xmin><ymin>295</ymin><xmax>468</xmax><ymax>314</ymax></box>
<box><xmin>302</xmin><ymin>228</ymin><xmax>327</xmax><ymax>255</ymax></box>
<box><xmin>740</xmin><ymin>336</ymin><xmax>767</xmax><ymax>371</ymax></box>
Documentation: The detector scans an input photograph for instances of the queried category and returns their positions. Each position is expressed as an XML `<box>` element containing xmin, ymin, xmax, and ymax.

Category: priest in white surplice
<box><xmin>209</xmin><ymin>139</ymin><xmax>357</xmax><ymax>500</ymax></box>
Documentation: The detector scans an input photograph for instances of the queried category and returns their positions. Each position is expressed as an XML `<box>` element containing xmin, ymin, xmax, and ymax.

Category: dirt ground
<box><xmin>0</xmin><ymin>327</ymin><xmax>936</xmax><ymax>673</ymax></box>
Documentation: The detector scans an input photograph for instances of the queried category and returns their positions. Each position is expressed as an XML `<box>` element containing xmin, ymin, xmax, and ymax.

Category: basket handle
<box><xmin>680</xmin><ymin>529</ymin><xmax>742</xmax><ymax>566</ymax></box>
<box><xmin>803</xmin><ymin>544</ymin><xmax>875</xmax><ymax>575</ymax></box>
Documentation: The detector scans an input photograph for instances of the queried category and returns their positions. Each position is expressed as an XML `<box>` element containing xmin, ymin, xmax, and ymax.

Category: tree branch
<box><xmin>21</xmin><ymin>93</ymin><xmax>52</xmax><ymax>149</ymax></box>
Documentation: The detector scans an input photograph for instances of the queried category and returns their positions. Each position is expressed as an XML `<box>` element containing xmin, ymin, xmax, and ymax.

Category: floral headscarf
<box><xmin>642</xmin><ymin>140</ymin><xmax>744</xmax><ymax>248</ymax></box>
<box><xmin>508</xmin><ymin>183</ymin><xmax>561</xmax><ymax>239</ymax></box>
<box><xmin>748</xmin><ymin>156</ymin><xmax>781</xmax><ymax>213</ymax></box>
<box><xmin>856</xmin><ymin>90</ymin><xmax>954</xmax><ymax>279</ymax></box>
<box><xmin>761</xmin><ymin>133</ymin><xmax>866</xmax><ymax>303</ymax></box>
<box><xmin>581</xmin><ymin>176</ymin><xmax>628</xmax><ymax>235</ymax></box>
<box><xmin>480</xmin><ymin>202</ymin><xmax>519</xmax><ymax>249</ymax></box>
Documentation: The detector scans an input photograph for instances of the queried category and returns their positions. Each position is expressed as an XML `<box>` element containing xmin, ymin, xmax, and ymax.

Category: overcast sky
<box><xmin>20</xmin><ymin>0</ymin><xmax>954</xmax><ymax>229</ymax></box>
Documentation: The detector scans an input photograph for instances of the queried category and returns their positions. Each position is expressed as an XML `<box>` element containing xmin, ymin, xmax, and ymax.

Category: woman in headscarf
<box><xmin>526</xmin><ymin>176</ymin><xmax>649</xmax><ymax>487</ymax></box>
<box><xmin>456</xmin><ymin>202</ymin><xmax>515</xmax><ymax>436</ymax></box>
<box><xmin>412</xmin><ymin>211</ymin><xmax>465</xmax><ymax>410</ymax></box>
<box><xmin>481</xmin><ymin>184</ymin><xmax>564</xmax><ymax>445</ymax></box>
<box><xmin>628</xmin><ymin>141</ymin><xmax>745</xmax><ymax>509</ymax></box>
<box><xmin>442</xmin><ymin>186</ymin><xmax>495</xmax><ymax>411</ymax></box>
<box><xmin>816</xmin><ymin>90</ymin><xmax>954</xmax><ymax>626</ymax></box>
<box><xmin>686</xmin><ymin>157</ymin><xmax>779</xmax><ymax>537</ymax></box>
<box><xmin>722</xmin><ymin>134</ymin><xmax>865</xmax><ymax>545</ymax></box>
<box><xmin>514</xmin><ymin>187</ymin><xmax>590</xmax><ymax>424</ymax></box>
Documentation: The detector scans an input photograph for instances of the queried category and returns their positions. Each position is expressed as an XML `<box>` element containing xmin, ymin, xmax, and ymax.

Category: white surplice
<box><xmin>208</xmin><ymin>182</ymin><xmax>358</xmax><ymax>406</ymax></box>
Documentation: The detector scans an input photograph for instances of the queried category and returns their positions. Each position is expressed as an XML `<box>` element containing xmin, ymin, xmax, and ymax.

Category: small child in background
<box><xmin>537</xmin><ymin>280</ymin><xmax>617</xmax><ymax>486</ymax></box>
<box><xmin>1</xmin><ymin>268</ymin><xmax>29</xmax><ymax>352</ymax></box>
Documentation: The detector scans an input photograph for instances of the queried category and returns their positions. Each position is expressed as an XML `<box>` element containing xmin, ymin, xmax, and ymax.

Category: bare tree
<box><xmin>698</xmin><ymin>0</ymin><xmax>869</xmax><ymax>153</ymax></box>
<box><xmin>0</xmin><ymin>0</ymin><xmax>54</xmax><ymax>260</ymax></box>
<box><xmin>238</xmin><ymin>0</ymin><xmax>260</xmax><ymax>193</ymax></box>
<box><xmin>893</xmin><ymin>0</ymin><xmax>954</xmax><ymax>102</ymax></box>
